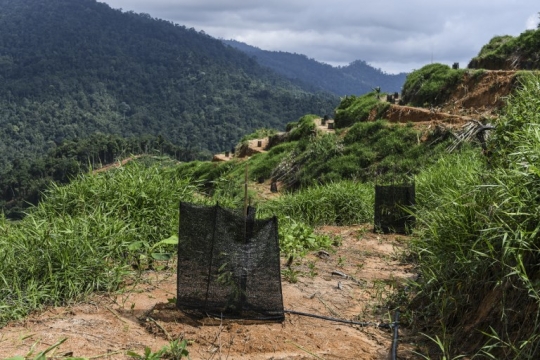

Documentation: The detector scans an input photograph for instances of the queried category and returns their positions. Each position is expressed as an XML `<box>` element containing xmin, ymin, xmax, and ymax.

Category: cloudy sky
<box><xmin>100</xmin><ymin>0</ymin><xmax>538</xmax><ymax>74</ymax></box>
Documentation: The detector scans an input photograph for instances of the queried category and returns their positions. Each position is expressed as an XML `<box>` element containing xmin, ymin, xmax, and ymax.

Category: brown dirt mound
<box><xmin>236</xmin><ymin>138</ymin><xmax>270</xmax><ymax>158</ymax></box>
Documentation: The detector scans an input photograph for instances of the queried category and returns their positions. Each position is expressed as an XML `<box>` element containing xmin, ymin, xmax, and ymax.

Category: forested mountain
<box><xmin>0</xmin><ymin>0</ymin><xmax>339</xmax><ymax>172</ymax></box>
<box><xmin>223</xmin><ymin>40</ymin><xmax>407</xmax><ymax>96</ymax></box>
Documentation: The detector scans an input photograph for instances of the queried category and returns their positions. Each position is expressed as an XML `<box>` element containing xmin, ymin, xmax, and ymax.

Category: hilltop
<box><xmin>468</xmin><ymin>24</ymin><xmax>540</xmax><ymax>70</ymax></box>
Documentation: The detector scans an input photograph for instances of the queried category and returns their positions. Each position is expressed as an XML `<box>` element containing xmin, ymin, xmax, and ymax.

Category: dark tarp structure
<box><xmin>374</xmin><ymin>184</ymin><xmax>415</xmax><ymax>234</ymax></box>
<box><xmin>176</xmin><ymin>202</ymin><xmax>284</xmax><ymax>321</ymax></box>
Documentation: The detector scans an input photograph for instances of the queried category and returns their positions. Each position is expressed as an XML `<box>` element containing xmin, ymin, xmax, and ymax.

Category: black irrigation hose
<box><xmin>390</xmin><ymin>310</ymin><xmax>400</xmax><ymax>360</ymax></box>
<box><xmin>284</xmin><ymin>309</ymin><xmax>392</xmax><ymax>329</ymax></box>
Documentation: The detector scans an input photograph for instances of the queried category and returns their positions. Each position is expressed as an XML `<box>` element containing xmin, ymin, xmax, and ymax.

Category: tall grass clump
<box><xmin>411</xmin><ymin>73</ymin><xmax>540</xmax><ymax>359</ymax></box>
<box><xmin>258</xmin><ymin>180</ymin><xmax>374</xmax><ymax>258</ymax></box>
<box><xmin>289</xmin><ymin>120</ymin><xmax>448</xmax><ymax>186</ymax></box>
<box><xmin>334</xmin><ymin>92</ymin><xmax>390</xmax><ymax>128</ymax></box>
<box><xmin>259</xmin><ymin>180</ymin><xmax>374</xmax><ymax>226</ymax></box>
<box><xmin>249</xmin><ymin>142</ymin><xmax>297</xmax><ymax>180</ymax></box>
<box><xmin>286</xmin><ymin>114</ymin><xmax>319</xmax><ymax>141</ymax></box>
<box><xmin>0</xmin><ymin>159</ymin><xmax>201</xmax><ymax>326</ymax></box>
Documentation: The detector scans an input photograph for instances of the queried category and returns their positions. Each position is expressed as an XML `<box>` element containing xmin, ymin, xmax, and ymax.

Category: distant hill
<box><xmin>222</xmin><ymin>39</ymin><xmax>407</xmax><ymax>96</ymax></box>
<box><xmin>0</xmin><ymin>0</ymin><xmax>339</xmax><ymax>171</ymax></box>
<box><xmin>468</xmin><ymin>26</ymin><xmax>540</xmax><ymax>70</ymax></box>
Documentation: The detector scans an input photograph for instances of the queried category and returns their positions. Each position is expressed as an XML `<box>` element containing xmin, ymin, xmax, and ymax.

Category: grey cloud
<box><xmin>100</xmin><ymin>0</ymin><xmax>539</xmax><ymax>73</ymax></box>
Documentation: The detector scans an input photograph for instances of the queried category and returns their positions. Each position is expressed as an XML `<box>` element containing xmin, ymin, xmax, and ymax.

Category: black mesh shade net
<box><xmin>176</xmin><ymin>202</ymin><xmax>284</xmax><ymax>321</ymax></box>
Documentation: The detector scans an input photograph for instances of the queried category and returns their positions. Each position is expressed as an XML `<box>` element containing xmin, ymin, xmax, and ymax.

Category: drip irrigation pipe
<box><xmin>390</xmin><ymin>310</ymin><xmax>400</xmax><ymax>360</ymax></box>
<box><xmin>284</xmin><ymin>309</ymin><xmax>393</xmax><ymax>329</ymax></box>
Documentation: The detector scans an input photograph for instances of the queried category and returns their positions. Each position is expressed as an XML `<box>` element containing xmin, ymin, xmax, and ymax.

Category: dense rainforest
<box><xmin>223</xmin><ymin>40</ymin><xmax>407</xmax><ymax>96</ymax></box>
<box><xmin>0</xmin><ymin>0</ymin><xmax>344</xmax><ymax>216</ymax></box>
<box><xmin>0</xmin><ymin>0</ymin><xmax>339</xmax><ymax>168</ymax></box>
<box><xmin>0</xmin><ymin>133</ymin><xmax>203</xmax><ymax>218</ymax></box>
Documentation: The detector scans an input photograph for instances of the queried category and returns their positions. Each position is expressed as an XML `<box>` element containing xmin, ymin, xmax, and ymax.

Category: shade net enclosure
<box><xmin>177</xmin><ymin>202</ymin><xmax>284</xmax><ymax>321</ymax></box>
<box><xmin>374</xmin><ymin>184</ymin><xmax>415</xmax><ymax>234</ymax></box>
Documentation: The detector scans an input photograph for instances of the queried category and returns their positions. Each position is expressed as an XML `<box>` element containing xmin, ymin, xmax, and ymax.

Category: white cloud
<box><xmin>526</xmin><ymin>13</ymin><xmax>539</xmax><ymax>29</ymax></box>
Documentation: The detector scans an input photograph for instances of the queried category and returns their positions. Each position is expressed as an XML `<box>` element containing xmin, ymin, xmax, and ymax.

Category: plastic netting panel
<box><xmin>374</xmin><ymin>184</ymin><xmax>415</xmax><ymax>234</ymax></box>
<box><xmin>177</xmin><ymin>202</ymin><xmax>284</xmax><ymax>321</ymax></box>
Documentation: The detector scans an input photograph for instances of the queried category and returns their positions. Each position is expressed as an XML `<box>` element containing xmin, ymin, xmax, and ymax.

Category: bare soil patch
<box><xmin>92</xmin><ymin>155</ymin><xmax>143</xmax><ymax>173</ymax></box>
<box><xmin>371</xmin><ymin>70</ymin><xmax>518</xmax><ymax>137</ymax></box>
<box><xmin>442</xmin><ymin>70</ymin><xmax>517</xmax><ymax>117</ymax></box>
<box><xmin>382</xmin><ymin>104</ymin><xmax>472</xmax><ymax>127</ymax></box>
<box><xmin>0</xmin><ymin>225</ymin><xmax>416</xmax><ymax>359</ymax></box>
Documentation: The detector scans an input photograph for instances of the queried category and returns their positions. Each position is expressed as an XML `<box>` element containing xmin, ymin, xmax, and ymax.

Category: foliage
<box><xmin>488</xmin><ymin>72</ymin><xmax>540</xmax><ymax>166</ymax></box>
<box><xmin>474</xmin><ymin>35</ymin><xmax>515</xmax><ymax>59</ymax></box>
<box><xmin>334</xmin><ymin>92</ymin><xmax>390</xmax><ymax>128</ymax></box>
<box><xmin>223</xmin><ymin>40</ymin><xmax>407</xmax><ymax>96</ymax></box>
<box><xmin>277</xmin><ymin>120</ymin><xmax>448</xmax><ymax>187</ymax></box>
<box><xmin>277</xmin><ymin>216</ymin><xmax>332</xmax><ymax>258</ymax></box>
<box><xmin>287</xmin><ymin>114</ymin><xmax>319</xmax><ymax>140</ymax></box>
<box><xmin>127</xmin><ymin>339</ymin><xmax>189</xmax><ymax>360</ymax></box>
<box><xmin>0</xmin><ymin>160</ymin><xmax>202</xmax><ymax>327</ymax></box>
<box><xmin>3</xmin><ymin>149</ymin><xmax>372</xmax><ymax>326</ymax></box>
<box><xmin>249</xmin><ymin>142</ymin><xmax>298</xmax><ymax>180</ymax></box>
<box><xmin>179</xmin><ymin>117</ymin><xmax>448</xmax><ymax>196</ymax></box>
<box><xmin>258</xmin><ymin>180</ymin><xmax>375</xmax><ymax>257</ymax></box>
<box><xmin>411</xmin><ymin>73</ymin><xmax>540</xmax><ymax>358</ymax></box>
<box><xmin>401</xmin><ymin>64</ymin><xmax>465</xmax><ymax>107</ymax></box>
<box><xmin>175</xmin><ymin>159</ymin><xmax>246</xmax><ymax>208</ymax></box>
<box><xmin>4</xmin><ymin>338</ymin><xmax>67</xmax><ymax>360</ymax></box>
<box><xmin>127</xmin><ymin>347</ymin><xmax>167</xmax><ymax>360</ymax></box>
<box><xmin>259</xmin><ymin>181</ymin><xmax>374</xmax><ymax>226</ymax></box>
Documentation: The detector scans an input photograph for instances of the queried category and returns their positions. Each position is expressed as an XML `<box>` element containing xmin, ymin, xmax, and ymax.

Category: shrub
<box><xmin>334</xmin><ymin>92</ymin><xmax>390</xmax><ymax>128</ymax></box>
<box><xmin>469</xmin><ymin>28</ymin><xmax>540</xmax><ymax>69</ymax></box>
<box><xmin>287</xmin><ymin>114</ymin><xmax>319</xmax><ymax>140</ymax></box>
<box><xmin>401</xmin><ymin>63</ymin><xmax>465</xmax><ymax>107</ymax></box>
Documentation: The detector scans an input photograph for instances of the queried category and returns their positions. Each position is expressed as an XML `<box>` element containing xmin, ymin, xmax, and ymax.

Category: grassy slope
<box><xmin>412</xmin><ymin>73</ymin><xmax>540</xmax><ymax>358</ymax></box>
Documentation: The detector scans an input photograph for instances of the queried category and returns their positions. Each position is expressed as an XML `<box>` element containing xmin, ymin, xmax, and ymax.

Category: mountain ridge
<box><xmin>222</xmin><ymin>39</ymin><xmax>407</xmax><ymax>96</ymax></box>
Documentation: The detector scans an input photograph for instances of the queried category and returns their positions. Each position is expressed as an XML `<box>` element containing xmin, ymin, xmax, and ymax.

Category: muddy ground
<box><xmin>0</xmin><ymin>225</ymin><xmax>416</xmax><ymax>359</ymax></box>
